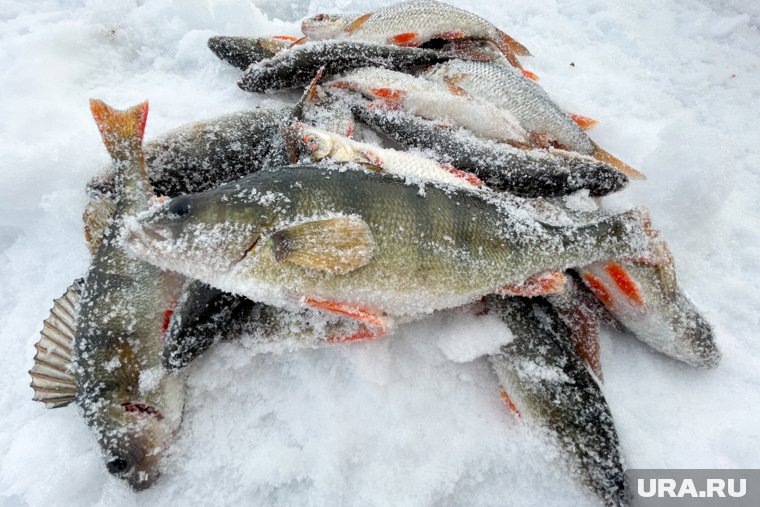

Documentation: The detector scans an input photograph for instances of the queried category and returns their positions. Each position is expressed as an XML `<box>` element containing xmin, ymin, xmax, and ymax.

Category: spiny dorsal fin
<box><xmin>271</xmin><ymin>216</ymin><xmax>375</xmax><ymax>275</ymax></box>
<box><xmin>89</xmin><ymin>99</ymin><xmax>148</xmax><ymax>160</ymax></box>
<box><xmin>30</xmin><ymin>280</ymin><xmax>82</xmax><ymax>408</ymax></box>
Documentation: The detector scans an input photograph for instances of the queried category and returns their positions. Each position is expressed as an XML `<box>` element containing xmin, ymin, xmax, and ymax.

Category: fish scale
<box><xmin>422</xmin><ymin>59</ymin><xmax>595</xmax><ymax>154</ymax></box>
<box><xmin>126</xmin><ymin>166</ymin><xmax>652</xmax><ymax>320</ymax></box>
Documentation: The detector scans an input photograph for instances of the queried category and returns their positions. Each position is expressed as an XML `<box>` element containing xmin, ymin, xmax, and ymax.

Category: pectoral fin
<box><xmin>344</xmin><ymin>13</ymin><xmax>372</xmax><ymax>34</ymax></box>
<box><xmin>29</xmin><ymin>280</ymin><xmax>82</xmax><ymax>408</ymax></box>
<box><xmin>271</xmin><ymin>216</ymin><xmax>375</xmax><ymax>275</ymax></box>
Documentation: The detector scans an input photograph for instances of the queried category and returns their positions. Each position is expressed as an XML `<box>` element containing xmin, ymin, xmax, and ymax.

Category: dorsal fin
<box><xmin>29</xmin><ymin>280</ymin><xmax>82</xmax><ymax>408</ymax></box>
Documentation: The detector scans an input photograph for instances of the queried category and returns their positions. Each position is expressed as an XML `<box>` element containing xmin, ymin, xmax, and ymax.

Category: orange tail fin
<box><xmin>592</xmin><ymin>143</ymin><xmax>646</xmax><ymax>180</ymax></box>
<box><xmin>89</xmin><ymin>99</ymin><xmax>148</xmax><ymax>159</ymax></box>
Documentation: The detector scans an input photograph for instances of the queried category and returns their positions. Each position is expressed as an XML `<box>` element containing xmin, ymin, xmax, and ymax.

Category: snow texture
<box><xmin>1</xmin><ymin>0</ymin><xmax>759</xmax><ymax>506</ymax></box>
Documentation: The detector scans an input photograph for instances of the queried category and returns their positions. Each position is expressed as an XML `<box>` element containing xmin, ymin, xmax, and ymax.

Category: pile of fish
<box><xmin>28</xmin><ymin>1</ymin><xmax>720</xmax><ymax>505</ymax></box>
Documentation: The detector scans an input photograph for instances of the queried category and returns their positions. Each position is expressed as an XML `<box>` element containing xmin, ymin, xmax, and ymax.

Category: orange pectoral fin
<box><xmin>272</xmin><ymin>35</ymin><xmax>299</xmax><ymax>42</ymax></box>
<box><xmin>390</xmin><ymin>32</ymin><xmax>419</xmax><ymax>45</ymax></box>
<box><xmin>604</xmin><ymin>262</ymin><xmax>645</xmax><ymax>308</ymax></box>
<box><xmin>520</xmin><ymin>69</ymin><xmax>539</xmax><ymax>81</ymax></box>
<box><xmin>499</xmin><ymin>389</ymin><xmax>522</xmax><ymax>417</ymax></box>
<box><xmin>495</xmin><ymin>271</ymin><xmax>566</xmax><ymax>297</ymax></box>
<box><xmin>345</xmin><ymin>12</ymin><xmax>373</xmax><ymax>34</ymax></box>
<box><xmin>570</xmin><ymin>113</ymin><xmax>598</xmax><ymax>130</ymax></box>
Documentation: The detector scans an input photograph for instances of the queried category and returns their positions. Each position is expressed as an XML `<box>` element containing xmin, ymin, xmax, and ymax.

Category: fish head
<box><xmin>301</xmin><ymin>13</ymin><xmax>351</xmax><ymax>40</ymax></box>
<box><xmin>79</xmin><ymin>342</ymin><xmax>186</xmax><ymax>490</ymax></box>
<box><xmin>124</xmin><ymin>186</ymin><xmax>278</xmax><ymax>280</ymax></box>
<box><xmin>292</xmin><ymin>123</ymin><xmax>334</xmax><ymax>161</ymax></box>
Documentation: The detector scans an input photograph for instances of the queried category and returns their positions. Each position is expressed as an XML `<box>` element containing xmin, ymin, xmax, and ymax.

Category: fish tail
<box><xmin>591</xmin><ymin>142</ymin><xmax>646</xmax><ymax>180</ymax></box>
<box><xmin>89</xmin><ymin>99</ymin><xmax>148</xmax><ymax>160</ymax></box>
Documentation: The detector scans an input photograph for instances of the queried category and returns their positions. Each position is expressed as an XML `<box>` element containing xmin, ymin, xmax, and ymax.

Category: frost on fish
<box><xmin>124</xmin><ymin>165</ymin><xmax>653</xmax><ymax>327</ymax></box>
<box><xmin>350</xmin><ymin>100</ymin><xmax>628</xmax><ymax>197</ymax></box>
<box><xmin>326</xmin><ymin>0</ymin><xmax>530</xmax><ymax>70</ymax></box>
<box><xmin>207</xmin><ymin>35</ymin><xmax>292</xmax><ymax>70</ymax></box>
<box><xmin>580</xmin><ymin>243</ymin><xmax>720</xmax><ymax>368</ymax></box>
<box><xmin>88</xmin><ymin>107</ymin><xmax>292</xmax><ymax>199</ymax></box>
<box><xmin>61</xmin><ymin>100</ymin><xmax>188</xmax><ymax>490</ymax></box>
<box><xmin>328</xmin><ymin>67</ymin><xmax>528</xmax><ymax>143</ymax></box>
<box><xmin>237</xmin><ymin>40</ymin><xmax>454</xmax><ymax>93</ymax></box>
<box><xmin>162</xmin><ymin>281</ymin><xmax>363</xmax><ymax>370</ymax></box>
<box><xmin>486</xmin><ymin>295</ymin><xmax>628</xmax><ymax>507</ymax></box>
<box><xmin>422</xmin><ymin>60</ymin><xmax>595</xmax><ymax>154</ymax></box>
<box><xmin>291</xmin><ymin>122</ymin><xmax>484</xmax><ymax>190</ymax></box>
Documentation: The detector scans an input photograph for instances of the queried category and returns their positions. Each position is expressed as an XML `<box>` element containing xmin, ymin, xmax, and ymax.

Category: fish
<box><xmin>124</xmin><ymin>165</ymin><xmax>654</xmax><ymax>337</ymax></box>
<box><xmin>31</xmin><ymin>100</ymin><xmax>186</xmax><ymax>489</ymax></box>
<box><xmin>301</xmin><ymin>13</ymin><xmax>358</xmax><ymax>41</ymax></box>
<box><xmin>579</xmin><ymin>241</ymin><xmax>720</xmax><ymax>368</ymax></box>
<box><xmin>237</xmin><ymin>40</ymin><xmax>456</xmax><ymax>93</ymax></box>
<box><xmin>162</xmin><ymin>286</ymin><xmax>365</xmax><ymax>370</ymax></box>
<box><xmin>350</xmin><ymin>100</ymin><xmax>629</xmax><ymax>197</ymax></box>
<box><xmin>207</xmin><ymin>35</ymin><xmax>295</xmax><ymax>70</ymax></box>
<box><xmin>485</xmin><ymin>295</ymin><xmax>629</xmax><ymax>507</ymax></box>
<box><xmin>290</xmin><ymin>122</ymin><xmax>484</xmax><ymax>190</ymax></box>
<box><xmin>421</xmin><ymin>60</ymin><xmax>643</xmax><ymax>179</ymax></box>
<box><xmin>305</xmin><ymin>0</ymin><xmax>531</xmax><ymax>70</ymax></box>
<box><xmin>328</xmin><ymin>67</ymin><xmax>529</xmax><ymax>143</ymax></box>
<box><xmin>87</xmin><ymin>106</ymin><xmax>293</xmax><ymax>200</ymax></box>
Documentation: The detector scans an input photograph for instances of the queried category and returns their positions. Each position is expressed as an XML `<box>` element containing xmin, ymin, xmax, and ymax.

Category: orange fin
<box><xmin>89</xmin><ymin>99</ymin><xmax>148</xmax><ymax>158</ymax></box>
<box><xmin>327</xmin><ymin>326</ymin><xmax>387</xmax><ymax>344</ymax></box>
<box><xmin>289</xmin><ymin>36</ymin><xmax>308</xmax><ymax>47</ymax></box>
<box><xmin>495</xmin><ymin>271</ymin><xmax>566</xmax><ymax>297</ymax></box>
<box><xmin>272</xmin><ymin>35</ymin><xmax>299</xmax><ymax>42</ymax></box>
<box><xmin>443</xmin><ymin>75</ymin><xmax>469</xmax><ymax>96</ymax></box>
<box><xmin>345</xmin><ymin>12</ymin><xmax>372</xmax><ymax>34</ymax></box>
<box><xmin>497</xmin><ymin>29</ymin><xmax>531</xmax><ymax>56</ymax></box>
<box><xmin>520</xmin><ymin>69</ymin><xmax>539</xmax><ymax>81</ymax></box>
<box><xmin>499</xmin><ymin>389</ymin><xmax>521</xmax><ymax>417</ymax></box>
<box><xmin>581</xmin><ymin>272</ymin><xmax>613</xmax><ymax>307</ymax></box>
<box><xmin>565</xmin><ymin>306</ymin><xmax>604</xmax><ymax>381</ymax></box>
<box><xmin>592</xmin><ymin>143</ymin><xmax>646</xmax><ymax>180</ymax></box>
<box><xmin>570</xmin><ymin>113</ymin><xmax>598</xmax><ymax>130</ymax></box>
<box><xmin>369</xmin><ymin>88</ymin><xmax>405</xmax><ymax>102</ymax></box>
<box><xmin>390</xmin><ymin>32</ymin><xmax>419</xmax><ymax>45</ymax></box>
<box><xmin>304</xmin><ymin>297</ymin><xmax>390</xmax><ymax>329</ymax></box>
<box><xmin>438</xmin><ymin>163</ymin><xmax>484</xmax><ymax>187</ymax></box>
<box><xmin>604</xmin><ymin>262</ymin><xmax>645</xmax><ymax>307</ymax></box>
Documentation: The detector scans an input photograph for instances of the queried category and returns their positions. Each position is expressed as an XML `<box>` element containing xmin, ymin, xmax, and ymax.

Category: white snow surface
<box><xmin>1</xmin><ymin>0</ymin><xmax>759</xmax><ymax>505</ymax></box>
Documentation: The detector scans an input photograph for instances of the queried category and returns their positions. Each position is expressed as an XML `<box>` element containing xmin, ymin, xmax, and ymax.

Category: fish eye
<box><xmin>107</xmin><ymin>457</ymin><xmax>131</xmax><ymax>475</ymax></box>
<box><xmin>168</xmin><ymin>197</ymin><xmax>191</xmax><ymax>218</ymax></box>
<box><xmin>314</xmin><ymin>13</ymin><xmax>327</xmax><ymax>21</ymax></box>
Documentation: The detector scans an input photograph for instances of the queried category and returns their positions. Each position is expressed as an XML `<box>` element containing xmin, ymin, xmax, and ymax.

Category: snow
<box><xmin>1</xmin><ymin>0</ymin><xmax>759</xmax><ymax>506</ymax></box>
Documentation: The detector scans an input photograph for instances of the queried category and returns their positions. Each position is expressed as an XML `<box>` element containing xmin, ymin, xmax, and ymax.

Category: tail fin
<box><xmin>89</xmin><ymin>99</ymin><xmax>148</xmax><ymax>159</ymax></box>
<box><xmin>591</xmin><ymin>142</ymin><xmax>646</xmax><ymax>180</ymax></box>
